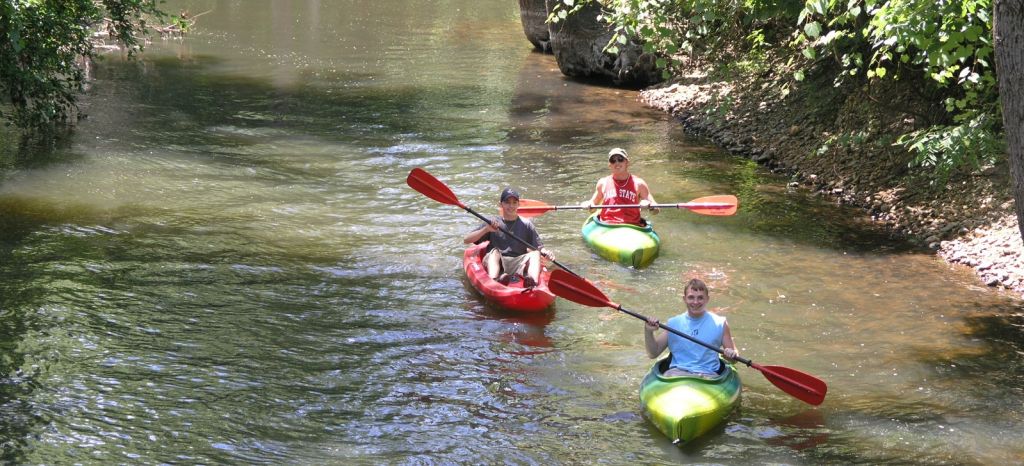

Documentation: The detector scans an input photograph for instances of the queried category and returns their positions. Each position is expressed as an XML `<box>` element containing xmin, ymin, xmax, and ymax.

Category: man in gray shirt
<box><xmin>463</xmin><ymin>187</ymin><xmax>553</xmax><ymax>287</ymax></box>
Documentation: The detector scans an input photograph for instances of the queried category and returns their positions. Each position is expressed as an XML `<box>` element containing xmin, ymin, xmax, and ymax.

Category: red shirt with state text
<box><xmin>597</xmin><ymin>175</ymin><xmax>642</xmax><ymax>225</ymax></box>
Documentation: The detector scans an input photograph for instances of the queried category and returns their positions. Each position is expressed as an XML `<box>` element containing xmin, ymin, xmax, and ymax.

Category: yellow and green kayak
<box><xmin>639</xmin><ymin>357</ymin><xmax>741</xmax><ymax>444</ymax></box>
<box><xmin>581</xmin><ymin>213</ymin><xmax>660</xmax><ymax>268</ymax></box>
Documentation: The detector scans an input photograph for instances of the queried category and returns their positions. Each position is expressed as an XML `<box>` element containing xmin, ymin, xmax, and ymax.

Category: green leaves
<box><xmin>7</xmin><ymin>27</ymin><xmax>24</xmax><ymax>53</ymax></box>
<box><xmin>546</xmin><ymin>0</ymin><xmax>584</xmax><ymax>24</ymax></box>
<box><xmin>786</xmin><ymin>0</ymin><xmax>1001</xmax><ymax>177</ymax></box>
<box><xmin>594</xmin><ymin>0</ymin><xmax>1002</xmax><ymax>180</ymax></box>
<box><xmin>804</xmin><ymin>21</ymin><xmax>822</xmax><ymax>38</ymax></box>
<box><xmin>2</xmin><ymin>0</ymin><xmax>166</xmax><ymax>131</ymax></box>
<box><xmin>899</xmin><ymin>112</ymin><xmax>1004</xmax><ymax>183</ymax></box>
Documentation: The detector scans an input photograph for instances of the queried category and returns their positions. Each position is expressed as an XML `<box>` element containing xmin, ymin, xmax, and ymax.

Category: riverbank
<box><xmin>637</xmin><ymin>67</ymin><xmax>1023</xmax><ymax>299</ymax></box>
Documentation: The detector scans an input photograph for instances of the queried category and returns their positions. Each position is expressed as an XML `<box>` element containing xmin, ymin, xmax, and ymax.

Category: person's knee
<box><xmin>484</xmin><ymin>250</ymin><xmax>502</xmax><ymax>276</ymax></box>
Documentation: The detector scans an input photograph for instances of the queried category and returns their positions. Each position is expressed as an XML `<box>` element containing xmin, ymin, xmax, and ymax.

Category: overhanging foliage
<box><xmin>0</xmin><ymin>0</ymin><xmax>164</xmax><ymax>131</ymax></box>
<box><xmin>552</xmin><ymin>0</ymin><xmax>1005</xmax><ymax>181</ymax></box>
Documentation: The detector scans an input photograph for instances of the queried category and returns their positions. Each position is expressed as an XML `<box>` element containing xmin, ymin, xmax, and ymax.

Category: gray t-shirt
<box><xmin>476</xmin><ymin>216</ymin><xmax>542</xmax><ymax>257</ymax></box>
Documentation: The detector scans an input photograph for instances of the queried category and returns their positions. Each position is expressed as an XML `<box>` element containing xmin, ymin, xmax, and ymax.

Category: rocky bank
<box><xmin>636</xmin><ymin>68</ymin><xmax>1023</xmax><ymax>300</ymax></box>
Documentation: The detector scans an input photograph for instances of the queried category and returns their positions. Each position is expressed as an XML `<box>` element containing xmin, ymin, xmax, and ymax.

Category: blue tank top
<box><xmin>665</xmin><ymin>312</ymin><xmax>726</xmax><ymax>374</ymax></box>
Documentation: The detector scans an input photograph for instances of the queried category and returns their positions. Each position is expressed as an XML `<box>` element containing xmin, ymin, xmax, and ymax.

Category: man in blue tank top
<box><xmin>643</xmin><ymin>278</ymin><xmax>739</xmax><ymax>377</ymax></box>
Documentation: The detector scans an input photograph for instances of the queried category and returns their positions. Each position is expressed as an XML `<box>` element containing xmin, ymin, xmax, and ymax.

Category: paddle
<box><xmin>405</xmin><ymin>168</ymin><xmax>582</xmax><ymax>278</ymax></box>
<box><xmin>517</xmin><ymin>195</ymin><xmax>738</xmax><ymax>218</ymax></box>
<box><xmin>547</xmin><ymin>269</ymin><xmax>827</xmax><ymax>406</ymax></box>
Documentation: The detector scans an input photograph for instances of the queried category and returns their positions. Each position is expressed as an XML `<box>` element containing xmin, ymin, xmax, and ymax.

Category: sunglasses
<box><xmin>609</xmin><ymin>156</ymin><xmax>627</xmax><ymax>163</ymax></box>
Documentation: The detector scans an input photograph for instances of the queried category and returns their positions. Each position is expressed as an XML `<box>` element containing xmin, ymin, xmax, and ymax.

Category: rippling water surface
<box><xmin>1</xmin><ymin>0</ymin><xmax>1023</xmax><ymax>464</ymax></box>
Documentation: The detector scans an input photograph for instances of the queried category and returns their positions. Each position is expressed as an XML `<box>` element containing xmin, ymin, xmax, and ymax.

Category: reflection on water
<box><xmin>1</xmin><ymin>0</ymin><xmax>1023</xmax><ymax>464</ymax></box>
<box><xmin>464</xmin><ymin>295</ymin><xmax>557</xmax><ymax>352</ymax></box>
<box><xmin>760</xmin><ymin>409</ymin><xmax>830</xmax><ymax>451</ymax></box>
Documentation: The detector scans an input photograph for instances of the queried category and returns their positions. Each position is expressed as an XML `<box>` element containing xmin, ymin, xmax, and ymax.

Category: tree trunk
<box><xmin>994</xmin><ymin>0</ymin><xmax>1024</xmax><ymax>241</ymax></box>
<box><xmin>518</xmin><ymin>0</ymin><xmax>551</xmax><ymax>52</ymax></box>
<box><xmin>543</xmin><ymin>0</ymin><xmax>662</xmax><ymax>88</ymax></box>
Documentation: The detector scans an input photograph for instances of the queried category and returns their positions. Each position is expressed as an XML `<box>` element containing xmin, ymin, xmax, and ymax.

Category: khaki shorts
<box><xmin>485</xmin><ymin>249</ymin><xmax>533</xmax><ymax>277</ymax></box>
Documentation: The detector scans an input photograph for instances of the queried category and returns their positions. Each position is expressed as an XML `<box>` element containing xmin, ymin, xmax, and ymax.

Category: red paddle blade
<box><xmin>548</xmin><ymin>270</ymin><xmax>618</xmax><ymax>308</ymax></box>
<box><xmin>752</xmin><ymin>363</ymin><xmax>827</xmax><ymax>406</ymax></box>
<box><xmin>406</xmin><ymin>168</ymin><xmax>464</xmax><ymax>208</ymax></box>
<box><xmin>517</xmin><ymin>198</ymin><xmax>554</xmax><ymax>218</ymax></box>
<box><xmin>680</xmin><ymin>195</ymin><xmax>738</xmax><ymax>216</ymax></box>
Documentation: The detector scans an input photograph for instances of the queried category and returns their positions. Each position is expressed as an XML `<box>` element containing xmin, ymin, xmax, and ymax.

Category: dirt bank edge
<box><xmin>638</xmin><ymin>73</ymin><xmax>1023</xmax><ymax>300</ymax></box>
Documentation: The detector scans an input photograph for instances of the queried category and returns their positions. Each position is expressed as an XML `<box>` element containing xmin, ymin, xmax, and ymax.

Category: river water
<box><xmin>1</xmin><ymin>0</ymin><xmax>1023</xmax><ymax>464</ymax></box>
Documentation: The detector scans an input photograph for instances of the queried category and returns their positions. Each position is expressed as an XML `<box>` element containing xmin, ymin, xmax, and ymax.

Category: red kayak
<box><xmin>463</xmin><ymin>242</ymin><xmax>555</xmax><ymax>312</ymax></box>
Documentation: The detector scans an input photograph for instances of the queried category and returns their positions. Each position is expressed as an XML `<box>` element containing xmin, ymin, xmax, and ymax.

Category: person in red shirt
<box><xmin>580</xmin><ymin>148</ymin><xmax>659</xmax><ymax>225</ymax></box>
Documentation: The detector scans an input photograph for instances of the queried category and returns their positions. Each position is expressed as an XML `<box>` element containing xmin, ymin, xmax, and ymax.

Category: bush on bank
<box><xmin>0</xmin><ymin>0</ymin><xmax>168</xmax><ymax>132</ymax></box>
<box><xmin>547</xmin><ymin>0</ymin><xmax>1004</xmax><ymax>183</ymax></box>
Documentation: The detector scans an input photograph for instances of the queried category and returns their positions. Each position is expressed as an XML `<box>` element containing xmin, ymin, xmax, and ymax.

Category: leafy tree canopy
<box><xmin>1</xmin><ymin>0</ymin><xmax>165</xmax><ymax>131</ymax></box>
<box><xmin>551</xmin><ymin>0</ymin><xmax>1004</xmax><ymax>181</ymax></box>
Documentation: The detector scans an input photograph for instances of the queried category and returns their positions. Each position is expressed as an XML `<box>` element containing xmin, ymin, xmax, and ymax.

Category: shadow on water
<box><xmin>688</xmin><ymin>157</ymin><xmax>922</xmax><ymax>254</ymax></box>
<box><xmin>932</xmin><ymin>304</ymin><xmax>1024</xmax><ymax>401</ymax></box>
<box><xmin>0</xmin><ymin>124</ymin><xmax>81</xmax><ymax>176</ymax></box>
<box><xmin>95</xmin><ymin>54</ymin><xmax>518</xmax><ymax>151</ymax></box>
<box><xmin>744</xmin><ymin>187</ymin><xmax>917</xmax><ymax>253</ymax></box>
<box><xmin>0</xmin><ymin>273</ymin><xmax>43</xmax><ymax>465</ymax></box>
<box><xmin>802</xmin><ymin>299</ymin><xmax>1024</xmax><ymax>465</ymax></box>
<box><xmin>0</xmin><ymin>196</ymin><xmax>80</xmax><ymax>464</ymax></box>
<box><xmin>506</xmin><ymin>51</ymin><xmax>663</xmax><ymax>144</ymax></box>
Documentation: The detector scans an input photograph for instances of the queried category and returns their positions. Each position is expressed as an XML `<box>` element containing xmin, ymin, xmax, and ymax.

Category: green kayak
<box><xmin>639</xmin><ymin>357</ymin><xmax>742</xmax><ymax>444</ymax></box>
<box><xmin>581</xmin><ymin>213</ymin><xmax>660</xmax><ymax>268</ymax></box>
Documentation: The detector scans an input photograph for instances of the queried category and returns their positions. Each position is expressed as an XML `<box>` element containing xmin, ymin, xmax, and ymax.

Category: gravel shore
<box><xmin>638</xmin><ymin>76</ymin><xmax>1023</xmax><ymax>300</ymax></box>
